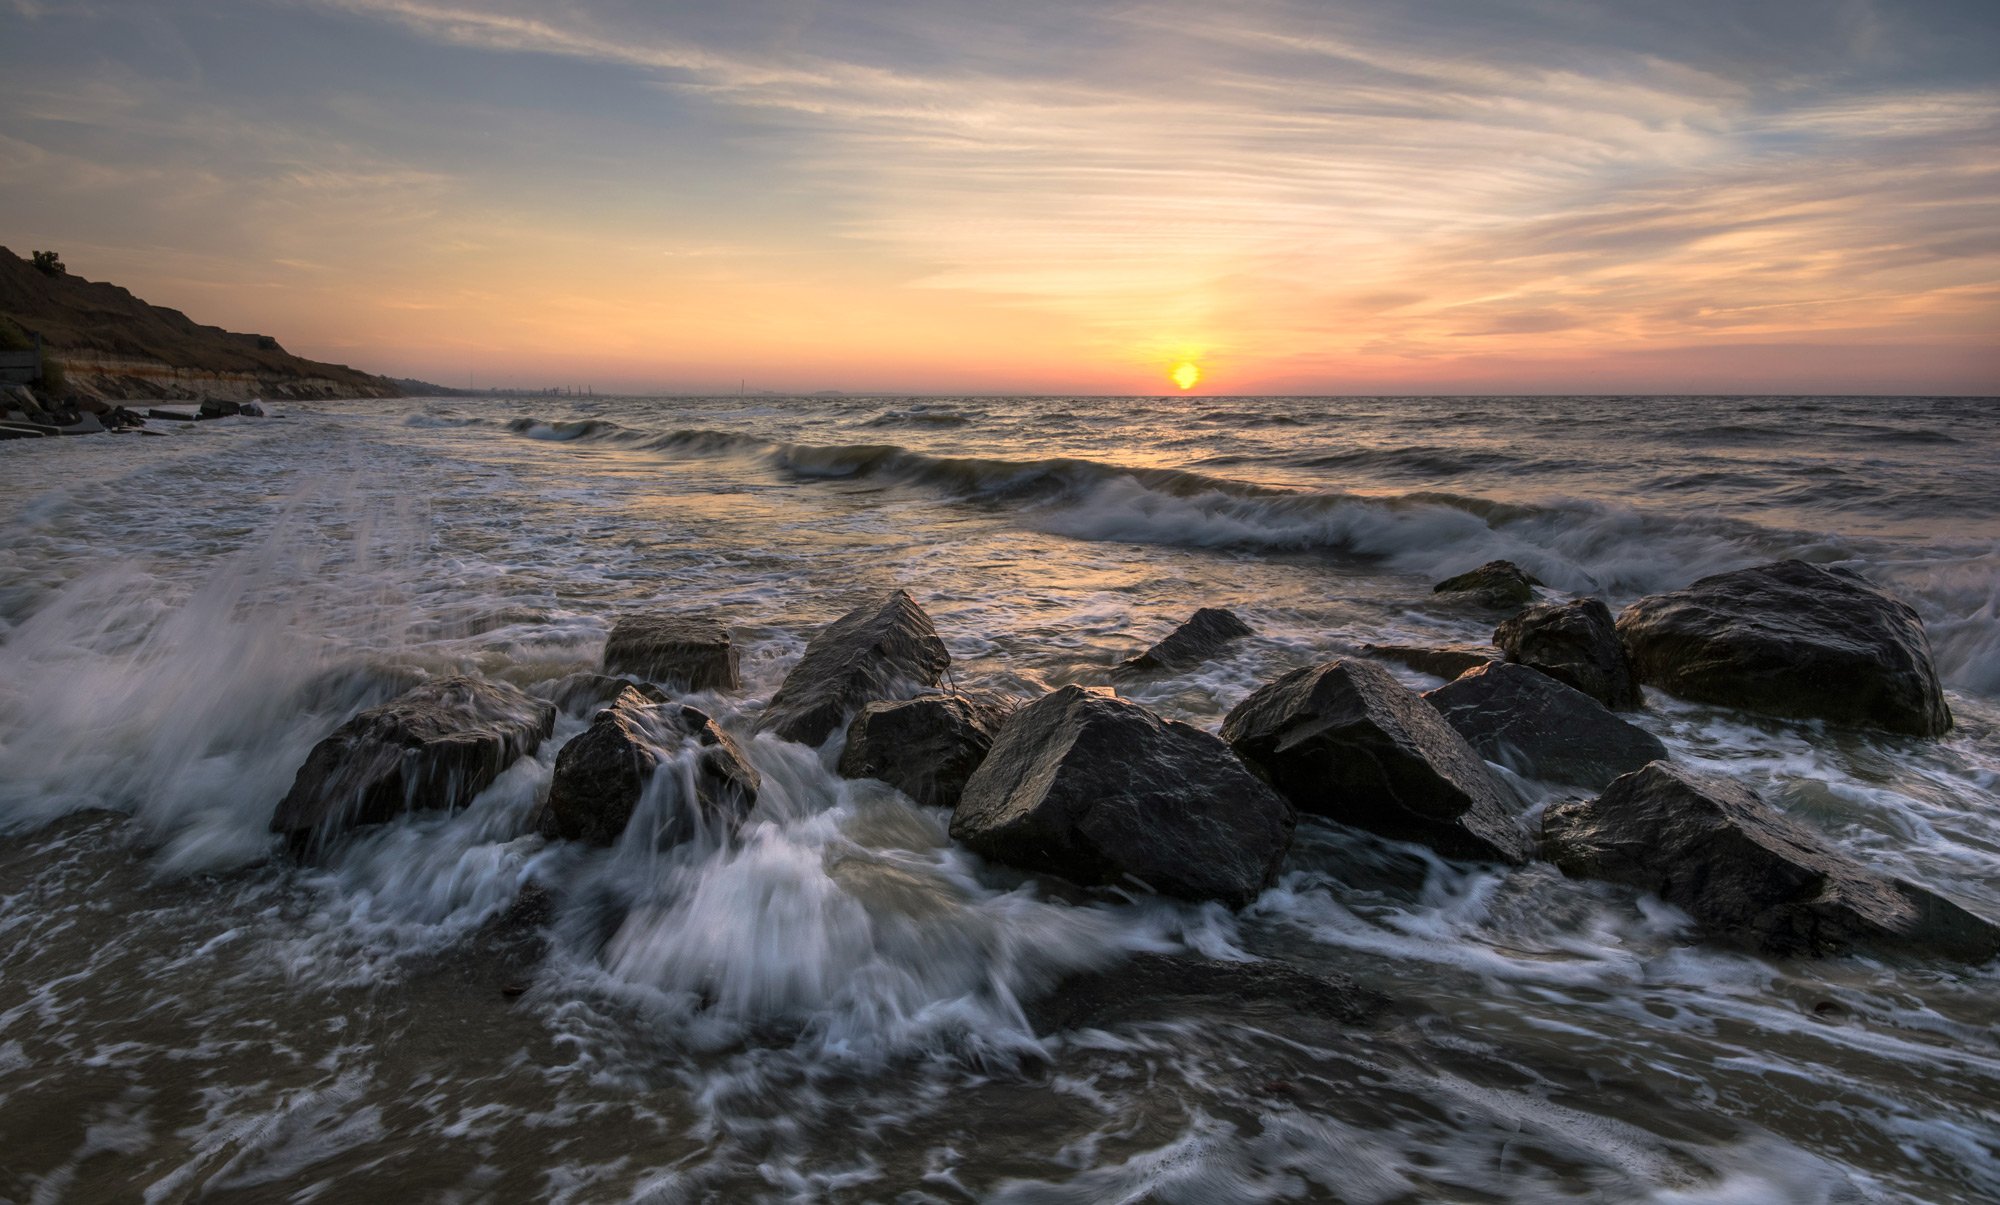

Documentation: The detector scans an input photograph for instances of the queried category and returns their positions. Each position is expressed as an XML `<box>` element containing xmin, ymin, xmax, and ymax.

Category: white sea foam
<box><xmin>2</xmin><ymin>392</ymin><xmax>1996</xmax><ymax>1200</ymax></box>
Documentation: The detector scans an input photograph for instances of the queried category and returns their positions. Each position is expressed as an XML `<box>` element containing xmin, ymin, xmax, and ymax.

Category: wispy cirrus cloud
<box><xmin>1</xmin><ymin>0</ymin><xmax>1994</xmax><ymax>390</ymax></box>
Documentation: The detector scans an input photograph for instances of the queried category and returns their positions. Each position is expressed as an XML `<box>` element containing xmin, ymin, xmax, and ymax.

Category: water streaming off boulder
<box><xmin>2</xmin><ymin>394</ymin><xmax>1997</xmax><ymax>1202</ymax></box>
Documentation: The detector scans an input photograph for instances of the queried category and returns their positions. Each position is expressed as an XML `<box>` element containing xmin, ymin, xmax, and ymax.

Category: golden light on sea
<box><xmin>1171</xmin><ymin>361</ymin><xmax>1201</xmax><ymax>390</ymax></box>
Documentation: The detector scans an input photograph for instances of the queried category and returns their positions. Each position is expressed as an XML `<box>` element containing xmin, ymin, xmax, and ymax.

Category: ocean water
<box><xmin>1</xmin><ymin>392</ymin><xmax>1997</xmax><ymax>1203</ymax></box>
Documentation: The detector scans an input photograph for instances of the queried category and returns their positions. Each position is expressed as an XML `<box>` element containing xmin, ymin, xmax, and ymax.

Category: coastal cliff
<box><xmin>0</xmin><ymin>247</ymin><xmax>401</xmax><ymax>401</ymax></box>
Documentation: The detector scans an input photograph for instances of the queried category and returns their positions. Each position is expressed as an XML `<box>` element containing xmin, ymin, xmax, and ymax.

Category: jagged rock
<box><xmin>1362</xmin><ymin>643</ymin><xmax>1499</xmax><ymax>681</ymax></box>
<box><xmin>1615</xmin><ymin>560</ymin><xmax>1951</xmax><ymax>737</ymax></box>
<box><xmin>1495</xmin><ymin>597</ymin><xmax>1640</xmax><ymax>710</ymax></box>
<box><xmin>838</xmin><ymin>692</ymin><xmax>1014</xmax><ymax>809</ymax></box>
<box><xmin>759</xmin><ymin>590</ymin><xmax>951</xmax><ymax>746</ymax></box>
<box><xmin>1118</xmin><ymin>607</ymin><xmax>1253</xmax><ymax>674</ymax></box>
<box><xmin>951</xmin><ymin>686</ymin><xmax>1295</xmax><ymax>907</ymax></box>
<box><xmin>198</xmin><ymin>396</ymin><xmax>245</xmax><ymax>419</ymax></box>
<box><xmin>533</xmin><ymin>672</ymin><xmax>666</xmax><ymax>716</ymax></box>
<box><xmin>538</xmin><ymin>686</ymin><xmax>759</xmax><ymax>848</ymax></box>
<box><xmin>1434</xmin><ymin>560</ymin><xmax>1541</xmax><ymax>608</ymax></box>
<box><xmin>1023</xmin><ymin>953</ymin><xmax>1388</xmax><ymax>1033</ymax></box>
<box><xmin>1222</xmin><ymin>659</ymin><xmax>1529</xmax><ymax>863</ymax></box>
<box><xmin>602</xmin><ymin>615</ymin><xmax>739</xmax><ymax>692</ymax></box>
<box><xmin>1423</xmin><ymin>661</ymin><xmax>1667</xmax><ymax>789</ymax></box>
<box><xmin>271</xmin><ymin>676</ymin><xmax>555</xmax><ymax>858</ymax></box>
<box><xmin>1544</xmin><ymin>762</ymin><xmax>2000</xmax><ymax>961</ymax></box>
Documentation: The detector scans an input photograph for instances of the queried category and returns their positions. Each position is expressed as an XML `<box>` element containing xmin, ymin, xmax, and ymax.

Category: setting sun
<box><xmin>1171</xmin><ymin>361</ymin><xmax>1201</xmax><ymax>390</ymax></box>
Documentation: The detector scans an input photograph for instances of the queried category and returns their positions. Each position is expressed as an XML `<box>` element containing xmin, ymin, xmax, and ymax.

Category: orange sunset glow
<box><xmin>2</xmin><ymin>1</ymin><xmax>1994</xmax><ymax>394</ymax></box>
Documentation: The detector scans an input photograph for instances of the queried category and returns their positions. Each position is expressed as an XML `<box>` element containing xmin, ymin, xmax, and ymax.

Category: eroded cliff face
<box><xmin>47</xmin><ymin>354</ymin><xmax>399</xmax><ymax>401</ymax></box>
<box><xmin>0</xmin><ymin>246</ymin><xmax>402</xmax><ymax>401</ymax></box>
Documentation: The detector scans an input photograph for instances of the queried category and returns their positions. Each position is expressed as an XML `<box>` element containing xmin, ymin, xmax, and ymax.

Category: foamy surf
<box><xmin>2</xmin><ymin>392</ymin><xmax>1996</xmax><ymax>1201</ymax></box>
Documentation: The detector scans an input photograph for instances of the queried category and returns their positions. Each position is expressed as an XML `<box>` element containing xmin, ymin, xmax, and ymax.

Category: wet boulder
<box><xmin>838</xmin><ymin>692</ymin><xmax>1014</xmax><ymax>809</ymax></box>
<box><xmin>950</xmin><ymin>686</ymin><xmax>1295</xmax><ymax>908</ymax></box>
<box><xmin>1221</xmin><ymin>659</ymin><xmax>1529</xmax><ymax>863</ymax></box>
<box><xmin>1362</xmin><ymin>642</ymin><xmax>1499</xmax><ymax>682</ymax></box>
<box><xmin>1117</xmin><ymin>607</ymin><xmax>1253</xmax><ymax>674</ymax></box>
<box><xmin>532</xmin><ymin>672</ymin><xmax>666</xmax><ymax>716</ymax></box>
<box><xmin>538</xmin><ymin>686</ymin><xmax>760</xmax><ymax>848</ymax></box>
<box><xmin>1423</xmin><ymin>661</ymin><xmax>1667</xmax><ymax>789</ymax></box>
<box><xmin>1544</xmin><ymin>762</ymin><xmax>1999</xmax><ymax>961</ymax></box>
<box><xmin>197</xmin><ymin>396</ymin><xmax>246</xmax><ymax>419</ymax></box>
<box><xmin>759</xmin><ymin>589</ymin><xmax>952</xmax><ymax>746</ymax></box>
<box><xmin>271</xmin><ymin>676</ymin><xmax>556</xmax><ymax>858</ymax></box>
<box><xmin>602</xmin><ymin>614</ymin><xmax>739</xmax><ymax>692</ymax></box>
<box><xmin>1433</xmin><ymin>560</ymin><xmax>1541</xmax><ymax>609</ymax></box>
<box><xmin>1615</xmin><ymin>560</ymin><xmax>1951</xmax><ymax>737</ymax></box>
<box><xmin>1495</xmin><ymin>597</ymin><xmax>1640</xmax><ymax>711</ymax></box>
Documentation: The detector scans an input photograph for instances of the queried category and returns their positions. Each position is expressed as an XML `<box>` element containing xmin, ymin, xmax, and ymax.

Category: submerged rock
<box><xmin>1423</xmin><ymin>661</ymin><xmax>1666</xmax><ymax>789</ymax></box>
<box><xmin>1433</xmin><ymin>560</ymin><xmax>1541</xmax><ymax>609</ymax></box>
<box><xmin>838</xmin><ymin>692</ymin><xmax>1014</xmax><ymax>809</ymax></box>
<box><xmin>539</xmin><ymin>685</ymin><xmax>759</xmax><ymax>848</ymax></box>
<box><xmin>1023</xmin><ymin>953</ymin><xmax>1388</xmax><ymax>1034</ymax></box>
<box><xmin>759</xmin><ymin>589</ymin><xmax>952</xmax><ymax>746</ymax></box>
<box><xmin>533</xmin><ymin>672</ymin><xmax>666</xmax><ymax>716</ymax></box>
<box><xmin>1544</xmin><ymin>762</ymin><xmax>2000</xmax><ymax>961</ymax></box>
<box><xmin>1362</xmin><ymin>642</ymin><xmax>1500</xmax><ymax>681</ymax></box>
<box><xmin>271</xmin><ymin>676</ymin><xmax>555</xmax><ymax>858</ymax></box>
<box><xmin>1615</xmin><ymin>560</ymin><xmax>1951</xmax><ymax>737</ymax></box>
<box><xmin>1222</xmin><ymin>659</ymin><xmax>1529</xmax><ymax>863</ymax></box>
<box><xmin>1495</xmin><ymin>597</ymin><xmax>1640</xmax><ymax>711</ymax></box>
<box><xmin>1117</xmin><ymin>607</ymin><xmax>1253</xmax><ymax>674</ymax></box>
<box><xmin>602</xmin><ymin>614</ymin><xmax>739</xmax><ymax>692</ymax></box>
<box><xmin>950</xmin><ymin>686</ymin><xmax>1295</xmax><ymax>908</ymax></box>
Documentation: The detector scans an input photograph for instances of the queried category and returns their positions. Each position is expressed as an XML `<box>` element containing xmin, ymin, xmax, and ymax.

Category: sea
<box><xmin>1</xmin><ymin>393</ymin><xmax>1997</xmax><ymax>1203</ymax></box>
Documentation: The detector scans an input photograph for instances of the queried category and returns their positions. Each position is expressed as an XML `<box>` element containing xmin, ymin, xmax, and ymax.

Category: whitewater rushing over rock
<box><xmin>2</xmin><ymin>392</ymin><xmax>1999</xmax><ymax>1201</ymax></box>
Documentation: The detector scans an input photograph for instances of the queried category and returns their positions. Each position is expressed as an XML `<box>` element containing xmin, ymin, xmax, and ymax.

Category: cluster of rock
<box><xmin>1380</xmin><ymin>557</ymin><xmax>1982</xmax><ymax>959</ymax></box>
<box><xmin>264</xmin><ymin>559</ymin><xmax>1992</xmax><ymax>965</ymax></box>
<box><xmin>0</xmin><ymin>388</ymin><xmax>264</xmax><ymax>439</ymax></box>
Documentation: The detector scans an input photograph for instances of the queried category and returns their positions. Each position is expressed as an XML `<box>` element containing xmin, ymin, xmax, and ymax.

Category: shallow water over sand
<box><xmin>2</xmin><ymin>394</ymin><xmax>1998</xmax><ymax>1201</ymax></box>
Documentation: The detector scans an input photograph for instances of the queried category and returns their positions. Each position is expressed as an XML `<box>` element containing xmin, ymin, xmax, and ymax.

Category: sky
<box><xmin>2</xmin><ymin>0</ymin><xmax>1996</xmax><ymax>394</ymax></box>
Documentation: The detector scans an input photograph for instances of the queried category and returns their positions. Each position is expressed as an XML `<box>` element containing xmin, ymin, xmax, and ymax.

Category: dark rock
<box><xmin>1118</xmin><ymin>607</ymin><xmax>1253</xmax><ymax>674</ymax></box>
<box><xmin>1362</xmin><ymin>642</ymin><xmax>1500</xmax><ymax>681</ymax></box>
<box><xmin>602</xmin><ymin>615</ymin><xmax>739</xmax><ymax>692</ymax></box>
<box><xmin>197</xmin><ymin>397</ymin><xmax>245</xmax><ymax>419</ymax></box>
<box><xmin>759</xmin><ymin>590</ymin><xmax>951</xmax><ymax>746</ymax></box>
<box><xmin>1434</xmin><ymin>559</ymin><xmax>1541</xmax><ymax>608</ymax></box>
<box><xmin>538</xmin><ymin>686</ymin><xmax>760</xmax><ymax>848</ymax></box>
<box><xmin>1423</xmin><ymin>661</ymin><xmax>1667</xmax><ymax>789</ymax></box>
<box><xmin>1222</xmin><ymin>659</ymin><xmax>1529</xmax><ymax>863</ymax></box>
<box><xmin>533</xmin><ymin>671</ymin><xmax>666</xmax><ymax>716</ymax></box>
<box><xmin>1615</xmin><ymin>560</ymin><xmax>1951</xmax><ymax>737</ymax></box>
<box><xmin>837</xmin><ymin>692</ymin><xmax>1014</xmax><ymax>809</ymax></box>
<box><xmin>271</xmin><ymin>676</ymin><xmax>555</xmax><ymax>858</ymax></box>
<box><xmin>1495</xmin><ymin>597</ymin><xmax>1641</xmax><ymax>711</ymax></box>
<box><xmin>1023</xmin><ymin>953</ymin><xmax>1388</xmax><ymax>1034</ymax></box>
<box><xmin>432</xmin><ymin>882</ymin><xmax>556</xmax><ymax>1001</ymax></box>
<box><xmin>1544</xmin><ymin>761</ymin><xmax>2000</xmax><ymax>961</ymax></box>
<box><xmin>950</xmin><ymin>686</ymin><xmax>1295</xmax><ymax>907</ymax></box>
